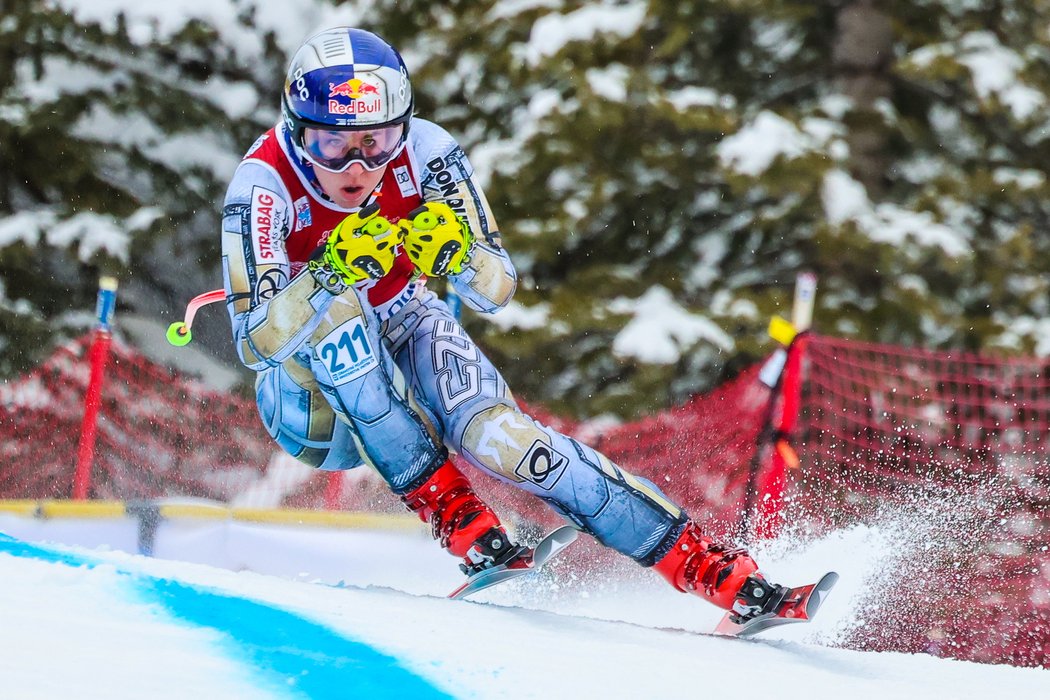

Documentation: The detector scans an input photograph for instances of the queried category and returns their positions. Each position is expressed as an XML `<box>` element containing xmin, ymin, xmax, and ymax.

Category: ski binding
<box><xmin>714</xmin><ymin>571</ymin><xmax>839</xmax><ymax>638</ymax></box>
<box><xmin>448</xmin><ymin>525</ymin><xmax>578</xmax><ymax>600</ymax></box>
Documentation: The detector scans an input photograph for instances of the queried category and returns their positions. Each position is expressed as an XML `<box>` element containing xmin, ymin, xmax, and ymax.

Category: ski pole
<box><xmin>167</xmin><ymin>288</ymin><xmax>226</xmax><ymax>346</ymax></box>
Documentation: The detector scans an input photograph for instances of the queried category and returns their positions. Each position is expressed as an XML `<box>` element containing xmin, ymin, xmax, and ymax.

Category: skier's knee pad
<box><xmin>400</xmin><ymin>301</ymin><xmax>511</xmax><ymax>424</ymax></box>
<box><xmin>455</xmin><ymin>402</ymin><xmax>556</xmax><ymax>483</ymax></box>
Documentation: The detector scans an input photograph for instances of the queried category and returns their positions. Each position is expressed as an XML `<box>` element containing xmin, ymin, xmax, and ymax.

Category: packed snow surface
<box><xmin>1</xmin><ymin>519</ymin><xmax>1046</xmax><ymax>699</ymax></box>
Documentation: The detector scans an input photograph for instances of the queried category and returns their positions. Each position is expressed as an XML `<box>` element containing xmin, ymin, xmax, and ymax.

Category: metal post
<box><xmin>793</xmin><ymin>272</ymin><xmax>817</xmax><ymax>332</ymax></box>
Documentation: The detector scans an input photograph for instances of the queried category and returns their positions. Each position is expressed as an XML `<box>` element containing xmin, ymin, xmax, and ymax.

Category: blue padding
<box><xmin>0</xmin><ymin>533</ymin><xmax>451</xmax><ymax>699</ymax></box>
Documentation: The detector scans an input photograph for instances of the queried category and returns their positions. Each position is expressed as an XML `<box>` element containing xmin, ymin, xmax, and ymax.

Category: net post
<box><xmin>792</xmin><ymin>271</ymin><xmax>817</xmax><ymax>332</ymax></box>
<box><xmin>323</xmin><ymin>472</ymin><xmax>343</xmax><ymax>510</ymax></box>
<box><xmin>73</xmin><ymin>276</ymin><xmax>118</xmax><ymax>500</ymax></box>
<box><xmin>753</xmin><ymin>272</ymin><xmax>817</xmax><ymax>540</ymax></box>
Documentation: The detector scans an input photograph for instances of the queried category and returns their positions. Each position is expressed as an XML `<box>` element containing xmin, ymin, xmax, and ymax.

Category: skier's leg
<box><xmin>396</xmin><ymin>294</ymin><xmax>780</xmax><ymax>612</ymax></box>
<box><xmin>306</xmin><ymin>291</ymin><xmax>442</xmax><ymax>487</ymax></box>
<box><xmin>399</xmin><ymin>459</ymin><xmax>523</xmax><ymax>573</ymax></box>
<box><xmin>455</xmin><ymin>401</ymin><xmax>687</xmax><ymax>563</ymax></box>
<box><xmin>305</xmin><ymin>288</ymin><xmax>515</xmax><ymax>570</ymax></box>
<box><xmin>649</xmin><ymin>521</ymin><xmax>785</xmax><ymax>618</ymax></box>
<box><xmin>255</xmin><ymin>355</ymin><xmax>362</xmax><ymax>471</ymax></box>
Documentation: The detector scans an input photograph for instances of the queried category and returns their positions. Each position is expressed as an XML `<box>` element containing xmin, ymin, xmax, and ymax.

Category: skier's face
<box><xmin>315</xmin><ymin>162</ymin><xmax>387</xmax><ymax>209</ymax></box>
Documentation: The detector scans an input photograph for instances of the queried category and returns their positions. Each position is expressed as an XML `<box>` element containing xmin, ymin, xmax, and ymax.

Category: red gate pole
<box><xmin>754</xmin><ymin>272</ymin><xmax>816</xmax><ymax>539</ymax></box>
<box><xmin>754</xmin><ymin>335</ymin><xmax>808</xmax><ymax>538</ymax></box>
<box><xmin>323</xmin><ymin>472</ymin><xmax>344</xmax><ymax>510</ymax></box>
<box><xmin>73</xmin><ymin>276</ymin><xmax>118</xmax><ymax>500</ymax></box>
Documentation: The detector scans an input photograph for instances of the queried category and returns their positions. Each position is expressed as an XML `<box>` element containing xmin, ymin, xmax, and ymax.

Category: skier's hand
<box><xmin>398</xmin><ymin>201</ymin><xmax>474</xmax><ymax>277</ymax></box>
<box><xmin>315</xmin><ymin>203</ymin><xmax>399</xmax><ymax>288</ymax></box>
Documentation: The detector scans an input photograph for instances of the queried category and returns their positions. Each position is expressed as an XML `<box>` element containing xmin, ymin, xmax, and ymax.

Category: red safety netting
<box><xmin>6</xmin><ymin>329</ymin><xmax>1050</xmax><ymax>668</ymax></box>
<box><xmin>793</xmin><ymin>334</ymin><xmax>1050</xmax><ymax>668</ymax></box>
<box><xmin>0</xmin><ymin>334</ymin><xmax>275</xmax><ymax>502</ymax></box>
<box><xmin>0</xmin><ymin>333</ymin><xmax>770</xmax><ymax>528</ymax></box>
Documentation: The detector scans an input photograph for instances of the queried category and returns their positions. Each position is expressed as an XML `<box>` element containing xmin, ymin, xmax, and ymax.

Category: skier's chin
<box><xmin>336</xmin><ymin>186</ymin><xmax>367</xmax><ymax>208</ymax></box>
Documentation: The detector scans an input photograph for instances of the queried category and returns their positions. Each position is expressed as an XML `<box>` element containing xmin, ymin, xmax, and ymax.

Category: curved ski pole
<box><xmin>167</xmin><ymin>288</ymin><xmax>226</xmax><ymax>346</ymax></box>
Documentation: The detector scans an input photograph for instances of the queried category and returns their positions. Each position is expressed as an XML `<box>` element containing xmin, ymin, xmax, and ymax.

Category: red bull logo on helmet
<box><xmin>328</xmin><ymin>78</ymin><xmax>384</xmax><ymax>116</ymax></box>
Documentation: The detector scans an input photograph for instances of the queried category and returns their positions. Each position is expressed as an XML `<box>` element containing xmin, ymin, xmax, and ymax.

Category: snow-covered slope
<box><xmin>1</xmin><ymin>528</ymin><xmax>1046</xmax><ymax>700</ymax></box>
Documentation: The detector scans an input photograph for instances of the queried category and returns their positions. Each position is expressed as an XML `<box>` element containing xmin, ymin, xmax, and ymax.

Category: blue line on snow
<box><xmin>0</xmin><ymin>533</ymin><xmax>452</xmax><ymax>699</ymax></box>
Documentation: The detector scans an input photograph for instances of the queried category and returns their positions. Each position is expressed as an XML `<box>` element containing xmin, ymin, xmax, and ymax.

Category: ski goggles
<box><xmin>299</xmin><ymin>124</ymin><xmax>406</xmax><ymax>173</ymax></box>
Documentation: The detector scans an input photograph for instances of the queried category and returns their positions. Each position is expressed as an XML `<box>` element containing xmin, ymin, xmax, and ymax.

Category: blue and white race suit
<box><xmin>221</xmin><ymin>118</ymin><xmax>687</xmax><ymax>565</ymax></box>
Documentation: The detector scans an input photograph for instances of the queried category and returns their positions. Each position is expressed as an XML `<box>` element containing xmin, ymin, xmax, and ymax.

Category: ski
<box><xmin>713</xmin><ymin>571</ymin><xmax>839</xmax><ymax>638</ymax></box>
<box><xmin>448</xmin><ymin>525</ymin><xmax>579</xmax><ymax>600</ymax></box>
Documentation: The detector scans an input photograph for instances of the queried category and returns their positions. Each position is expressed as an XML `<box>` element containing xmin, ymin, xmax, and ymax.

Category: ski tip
<box><xmin>712</xmin><ymin>615</ymin><xmax>745</xmax><ymax>637</ymax></box>
<box><xmin>805</xmin><ymin>571</ymin><xmax>840</xmax><ymax>618</ymax></box>
<box><xmin>715</xmin><ymin>570</ymin><xmax>842</xmax><ymax>638</ymax></box>
<box><xmin>818</xmin><ymin>571</ymin><xmax>840</xmax><ymax>587</ymax></box>
<box><xmin>531</xmin><ymin>525</ymin><xmax>579</xmax><ymax>565</ymax></box>
<box><xmin>550</xmin><ymin>525</ymin><xmax>580</xmax><ymax>544</ymax></box>
<box><xmin>448</xmin><ymin>526</ymin><xmax>580</xmax><ymax>601</ymax></box>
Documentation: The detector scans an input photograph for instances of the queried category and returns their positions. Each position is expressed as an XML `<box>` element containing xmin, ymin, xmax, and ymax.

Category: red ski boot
<box><xmin>401</xmin><ymin>460</ymin><xmax>522</xmax><ymax>575</ymax></box>
<box><xmin>652</xmin><ymin>521</ymin><xmax>786</xmax><ymax>620</ymax></box>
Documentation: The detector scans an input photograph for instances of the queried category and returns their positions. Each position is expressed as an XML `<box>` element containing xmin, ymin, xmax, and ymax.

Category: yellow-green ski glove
<box><xmin>398</xmin><ymin>201</ymin><xmax>474</xmax><ymax>277</ymax></box>
<box><xmin>311</xmin><ymin>203</ymin><xmax>398</xmax><ymax>292</ymax></box>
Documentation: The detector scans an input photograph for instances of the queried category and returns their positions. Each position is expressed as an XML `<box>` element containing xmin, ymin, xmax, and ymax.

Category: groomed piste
<box><xmin>2</xmin><ymin>525</ymin><xmax>1047</xmax><ymax>700</ymax></box>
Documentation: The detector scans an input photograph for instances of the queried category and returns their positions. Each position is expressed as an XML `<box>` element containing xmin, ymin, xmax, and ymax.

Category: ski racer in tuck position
<box><xmin>221</xmin><ymin>26</ymin><xmax>787</xmax><ymax>622</ymax></box>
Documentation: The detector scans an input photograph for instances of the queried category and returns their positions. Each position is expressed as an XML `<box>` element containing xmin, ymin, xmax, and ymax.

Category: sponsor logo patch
<box><xmin>293</xmin><ymin>196</ymin><xmax>311</xmax><ymax>231</ymax></box>
<box><xmin>393</xmin><ymin>165</ymin><xmax>416</xmax><ymax>197</ymax></box>
<box><xmin>250</xmin><ymin>186</ymin><xmax>289</xmax><ymax>266</ymax></box>
<box><xmin>514</xmin><ymin>439</ymin><xmax>569</xmax><ymax>490</ymax></box>
<box><xmin>424</xmin><ymin>153</ymin><xmax>467</xmax><ymax>221</ymax></box>
<box><xmin>329</xmin><ymin>78</ymin><xmax>381</xmax><ymax>100</ymax></box>
<box><xmin>255</xmin><ymin>268</ymin><xmax>287</xmax><ymax>303</ymax></box>
<box><xmin>327</xmin><ymin>78</ymin><xmax>383</xmax><ymax>116</ymax></box>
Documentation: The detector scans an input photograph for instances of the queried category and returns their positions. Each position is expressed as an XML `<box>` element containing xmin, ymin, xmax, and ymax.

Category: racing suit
<box><xmin>221</xmin><ymin>119</ymin><xmax>688</xmax><ymax>565</ymax></box>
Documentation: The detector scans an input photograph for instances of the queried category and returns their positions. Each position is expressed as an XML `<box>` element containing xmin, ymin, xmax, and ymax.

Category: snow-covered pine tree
<box><xmin>2</xmin><ymin>0</ymin><xmax>1048</xmax><ymax>417</ymax></box>
<box><xmin>0</xmin><ymin>0</ymin><xmax>291</xmax><ymax>374</ymax></box>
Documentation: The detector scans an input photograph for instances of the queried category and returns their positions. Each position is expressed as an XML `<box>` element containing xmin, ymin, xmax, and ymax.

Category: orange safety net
<box><xmin>795</xmin><ymin>334</ymin><xmax>1050</xmax><ymax>668</ymax></box>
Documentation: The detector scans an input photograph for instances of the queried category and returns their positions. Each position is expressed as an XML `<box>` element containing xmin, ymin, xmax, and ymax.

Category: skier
<box><xmin>221</xmin><ymin>26</ymin><xmax>786</xmax><ymax>622</ymax></box>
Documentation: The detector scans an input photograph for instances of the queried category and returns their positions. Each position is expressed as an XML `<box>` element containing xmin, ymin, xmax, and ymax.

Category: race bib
<box><xmin>316</xmin><ymin>318</ymin><xmax>378</xmax><ymax>386</ymax></box>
